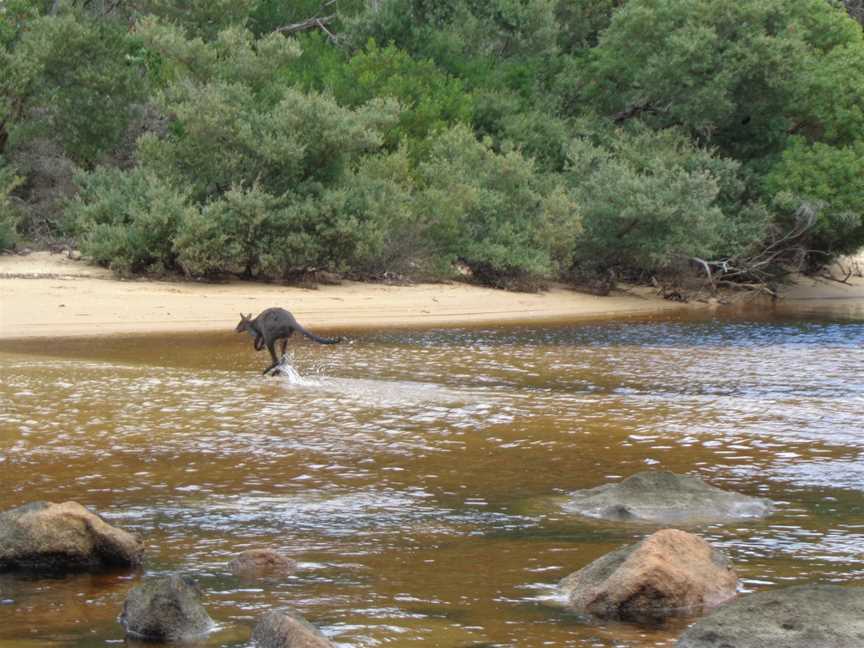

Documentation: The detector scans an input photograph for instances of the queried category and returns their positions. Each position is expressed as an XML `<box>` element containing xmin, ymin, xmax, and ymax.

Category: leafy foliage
<box><xmin>1</xmin><ymin>9</ymin><xmax>144</xmax><ymax>164</ymax></box>
<box><xmin>416</xmin><ymin>125</ymin><xmax>579</xmax><ymax>284</ymax></box>
<box><xmin>566</xmin><ymin>128</ymin><xmax>769</xmax><ymax>273</ymax></box>
<box><xmin>765</xmin><ymin>138</ymin><xmax>864</xmax><ymax>255</ymax></box>
<box><xmin>0</xmin><ymin>159</ymin><xmax>23</xmax><ymax>250</ymax></box>
<box><xmin>578</xmin><ymin>0</ymin><xmax>863</xmax><ymax>160</ymax></box>
<box><xmin>330</xmin><ymin>40</ymin><xmax>474</xmax><ymax>148</ymax></box>
<box><xmin>7</xmin><ymin>0</ymin><xmax>864</xmax><ymax>283</ymax></box>
<box><xmin>69</xmin><ymin>167</ymin><xmax>195</xmax><ymax>275</ymax></box>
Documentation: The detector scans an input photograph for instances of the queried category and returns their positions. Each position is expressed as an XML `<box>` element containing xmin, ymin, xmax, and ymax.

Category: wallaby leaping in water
<box><xmin>236</xmin><ymin>307</ymin><xmax>343</xmax><ymax>375</ymax></box>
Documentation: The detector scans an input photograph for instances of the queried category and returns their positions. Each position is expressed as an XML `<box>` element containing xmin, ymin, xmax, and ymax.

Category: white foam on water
<box><xmin>271</xmin><ymin>355</ymin><xmax>321</xmax><ymax>387</ymax></box>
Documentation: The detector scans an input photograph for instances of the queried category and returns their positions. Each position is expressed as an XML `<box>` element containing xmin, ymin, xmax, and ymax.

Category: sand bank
<box><xmin>3</xmin><ymin>252</ymin><xmax>862</xmax><ymax>341</ymax></box>
<box><xmin>0</xmin><ymin>253</ymin><xmax>686</xmax><ymax>340</ymax></box>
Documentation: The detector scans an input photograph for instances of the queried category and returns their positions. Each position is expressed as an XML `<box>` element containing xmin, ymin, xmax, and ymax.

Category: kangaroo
<box><xmin>236</xmin><ymin>307</ymin><xmax>342</xmax><ymax>375</ymax></box>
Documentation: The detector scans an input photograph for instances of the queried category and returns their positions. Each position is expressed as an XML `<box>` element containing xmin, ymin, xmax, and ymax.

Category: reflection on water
<box><xmin>1</xmin><ymin>307</ymin><xmax>864</xmax><ymax>647</ymax></box>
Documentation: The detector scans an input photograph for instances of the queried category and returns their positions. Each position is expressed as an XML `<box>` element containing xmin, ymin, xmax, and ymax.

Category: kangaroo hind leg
<box><xmin>262</xmin><ymin>340</ymin><xmax>280</xmax><ymax>375</ymax></box>
<box><xmin>279</xmin><ymin>330</ymin><xmax>294</xmax><ymax>357</ymax></box>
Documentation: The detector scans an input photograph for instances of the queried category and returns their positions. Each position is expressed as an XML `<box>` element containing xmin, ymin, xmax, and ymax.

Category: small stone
<box><xmin>252</xmin><ymin>608</ymin><xmax>334</xmax><ymax>648</ymax></box>
<box><xmin>229</xmin><ymin>548</ymin><xmax>297</xmax><ymax>579</ymax></box>
<box><xmin>119</xmin><ymin>575</ymin><xmax>214</xmax><ymax>642</ymax></box>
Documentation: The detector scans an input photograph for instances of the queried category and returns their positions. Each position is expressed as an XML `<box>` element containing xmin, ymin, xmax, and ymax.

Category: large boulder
<box><xmin>229</xmin><ymin>548</ymin><xmax>296</xmax><ymax>579</ymax></box>
<box><xmin>119</xmin><ymin>575</ymin><xmax>214</xmax><ymax>642</ymax></box>
<box><xmin>564</xmin><ymin>471</ymin><xmax>772</xmax><ymax>523</ymax></box>
<box><xmin>676</xmin><ymin>584</ymin><xmax>864</xmax><ymax>648</ymax></box>
<box><xmin>560</xmin><ymin>529</ymin><xmax>738</xmax><ymax>622</ymax></box>
<box><xmin>0</xmin><ymin>501</ymin><xmax>143</xmax><ymax>572</ymax></box>
<box><xmin>252</xmin><ymin>609</ymin><xmax>335</xmax><ymax>648</ymax></box>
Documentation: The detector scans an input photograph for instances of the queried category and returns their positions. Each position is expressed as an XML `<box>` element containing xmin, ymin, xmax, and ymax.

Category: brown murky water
<box><xmin>1</xmin><ymin>304</ymin><xmax>863</xmax><ymax>647</ymax></box>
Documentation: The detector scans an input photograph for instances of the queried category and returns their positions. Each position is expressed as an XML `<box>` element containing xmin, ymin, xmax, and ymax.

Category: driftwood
<box><xmin>682</xmin><ymin>202</ymin><xmax>820</xmax><ymax>299</ymax></box>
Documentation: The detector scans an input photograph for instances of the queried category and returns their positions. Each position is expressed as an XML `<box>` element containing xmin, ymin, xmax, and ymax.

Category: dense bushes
<box><xmin>0</xmin><ymin>160</ymin><xmax>23</xmax><ymax>251</ymax></box>
<box><xmin>416</xmin><ymin>126</ymin><xmax>578</xmax><ymax>282</ymax></box>
<box><xmin>1</xmin><ymin>10</ymin><xmax>144</xmax><ymax>165</ymax></box>
<box><xmin>4</xmin><ymin>0</ymin><xmax>864</xmax><ymax>286</ymax></box>
<box><xmin>566</xmin><ymin>129</ymin><xmax>770</xmax><ymax>274</ymax></box>
<box><xmin>69</xmin><ymin>168</ymin><xmax>194</xmax><ymax>275</ymax></box>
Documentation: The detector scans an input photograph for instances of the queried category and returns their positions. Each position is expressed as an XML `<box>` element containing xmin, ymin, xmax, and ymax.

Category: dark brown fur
<box><xmin>236</xmin><ymin>307</ymin><xmax>342</xmax><ymax>375</ymax></box>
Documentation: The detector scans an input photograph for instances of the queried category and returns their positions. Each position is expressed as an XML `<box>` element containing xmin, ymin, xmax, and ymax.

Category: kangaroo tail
<box><xmin>298</xmin><ymin>326</ymin><xmax>342</xmax><ymax>345</ymax></box>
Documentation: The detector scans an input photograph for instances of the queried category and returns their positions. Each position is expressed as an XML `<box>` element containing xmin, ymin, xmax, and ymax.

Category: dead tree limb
<box><xmin>690</xmin><ymin>257</ymin><xmax>715</xmax><ymax>293</ymax></box>
<box><xmin>275</xmin><ymin>14</ymin><xmax>337</xmax><ymax>36</ymax></box>
<box><xmin>274</xmin><ymin>0</ymin><xmax>339</xmax><ymax>41</ymax></box>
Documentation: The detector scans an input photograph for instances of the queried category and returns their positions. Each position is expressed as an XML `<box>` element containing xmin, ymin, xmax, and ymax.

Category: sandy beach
<box><xmin>2</xmin><ymin>252</ymin><xmax>862</xmax><ymax>341</ymax></box>
<box><xmin>0</xmin><ymin>252</ymin><xmax>688</xmax><ymax>340</ymax></box>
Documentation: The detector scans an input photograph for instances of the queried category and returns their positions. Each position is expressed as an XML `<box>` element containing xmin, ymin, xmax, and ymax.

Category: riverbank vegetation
<box><xmin>2</xmin><ymin>0</ymin><xmax>863</xmax><ymax>291</ymax></box>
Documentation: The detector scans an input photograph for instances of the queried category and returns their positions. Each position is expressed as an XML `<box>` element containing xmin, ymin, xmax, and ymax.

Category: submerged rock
<box><xmin>0</xmin><ymin>501</ymin><xmax>143</xmax><ymax>572</ymax></box>
<box><xmin>564</xmin><ymin>471</ymin><xmax>772</xmax><ymax>523</ymax></box>
<box><xmin>560</xmin><ymin>528</ymin><xmax>738</xmax><ymax>622</ymax></box>
<box><xmin>119</xmin><ymin>575</ymin><xmax>214</xmax><ymax>642</ymax></box>
<box><xmin>229</xmin><ymin>548</ymin><xmax>296</xmax><ymax>579</ymax></box>
<box><xmin>252</xmin><ymin>608</ymin><xmax>335</xmax><ymax>648</ymax></box>
<box><xmin>676</xmin><ymin>585</ymin><xmax>864</xmax><ymax>648</ymax></box>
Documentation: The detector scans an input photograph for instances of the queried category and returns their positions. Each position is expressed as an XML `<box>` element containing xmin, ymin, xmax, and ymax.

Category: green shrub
<box><xmin>764</xmin><ymin>138</ymin><xmax>864</xmax><ymax>255</ymax></box>
<box><xmin>329</xmin><ymin>40</ymin><xmax>474</xmax><ymax>149</ymax></box>
<box><xmin>138</xmin><ymin>81</ymin><xmax>397</xmax><ymax>202</ymax></box>
<box><xmin>577</xmin><ymin>0</ymin><xmax>863</xmax><ymax>161</ymax></box>
<box><xmin>315</xmin><ymin>148</ymin><xmax>423</xmax><ymax>274</ymax></box>
<box><xmin>1</xmin><ymin>11</ymin><xmax>144</xmax><ymax>165</ymax></box>
<box><xmin>416</xmin><ymin>125</ymin><xmax>579</xmax><ymax>285</ymax></box>
<box><xmin>0</xmin><ymin>160</ymin><xmax>23</xmax><ymax>250</ymax></box>
<box><xmin>173</xmin><ymin>153</ymin><xmax>421</xmax><ymax>280</ymax></box>
<box><xmin>173</xmin><ymin>184</ymin><xmax>309</xmax><ymax>278</ymax></box>
<box><xmin>566</xmin><ymin>128</ymin><xmax>769</xmax><ymax>274</ymax></box>
<box><xmin>69</xmin><ymin>167</ymin><xmax>194</xmax><ymax>275</ymax></box>
<box><xmin>555</xmin><ymin>0</ymin><xmax>620</xmax><ymax>52</ymax></box>
<box><xmin>132</xmin><ymin>0</ymin><xmax>256</xmax><ymax>40</ymax></box>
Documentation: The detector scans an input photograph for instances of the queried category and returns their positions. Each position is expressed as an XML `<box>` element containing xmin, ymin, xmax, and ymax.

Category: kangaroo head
<box><xmin>235</xmin><ymin>313</ymin><xmax>254</xmax><ymax>333</ymax></box>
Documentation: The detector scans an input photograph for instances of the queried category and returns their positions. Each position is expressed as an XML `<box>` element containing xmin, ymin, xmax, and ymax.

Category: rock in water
<box><xmin>252</xmin><ymin>609</ymin><xmax>335</xmax><ymax>648</ymax></box>
<box><xmin>229</xmin><ymin>548</ymin><xmax>297</xmax><ymax>579</ymax></box>
<box><xmin>560</xmin><ymin>528</ymin><xmax>738</xmax><ymax>622</ymax></box>
<box><xmin>676</xmin><ymin>584</ymin><xmax>864</xmax><ymax>648</ymax></box>
<box><xmin>119</xmin><ymin>575</ymin><xmax>214</xmax><ymax>642</ymax></box>
<box><xmin>564</xmin><ymin>471</ymin><xmax>772</xmax><ymax>523</ymax></box>
<box><xmin>0</xmin><ymin>501</ymin><xmax>143</xmax><ymax>572</ymax></box>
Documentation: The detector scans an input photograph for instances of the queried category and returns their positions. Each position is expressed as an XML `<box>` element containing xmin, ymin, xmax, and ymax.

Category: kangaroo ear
<box><xmin>247</xmin><ymin>313</ymin><xmax>253</xmax><ymax>319</ymax></box>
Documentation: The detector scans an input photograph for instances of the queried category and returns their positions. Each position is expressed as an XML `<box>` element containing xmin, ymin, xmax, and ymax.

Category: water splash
<box><xmin>271</xmin><ymin>355</ymin><xmax>319</xmax><ymax>387</ymax></box>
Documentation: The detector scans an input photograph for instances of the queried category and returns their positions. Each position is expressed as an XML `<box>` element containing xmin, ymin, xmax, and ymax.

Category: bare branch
<box><xmin>690</xmin><ymin>257</ymin><xmax>715</xmax><ymax>293</ymax></box>
<box><xmin>275</xmin><ymin>15</ymin><xmax>336</xmax><ymax>35</ymax></box>
<box><xmin>274</xmin><ymin>0</ymin><xmax>339</xmax><ymax>40</ymax></box>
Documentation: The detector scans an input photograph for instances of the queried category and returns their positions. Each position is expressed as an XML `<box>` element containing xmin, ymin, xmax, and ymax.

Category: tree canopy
<box><xmin>2</xmin><ymin>0</ymin><xmax>863</xmax><ymax>287</ymax></box>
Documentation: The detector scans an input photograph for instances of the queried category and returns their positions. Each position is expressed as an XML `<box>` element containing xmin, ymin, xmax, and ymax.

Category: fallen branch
<box><xmin>715</xmin><ymin>280</ymin><xmax>778</xmax><ymax>297</ymax></box>
<box><xmin>818</xmin><ymin>267</ymin><xmax>853</xmax><ymax>285</ymax></box>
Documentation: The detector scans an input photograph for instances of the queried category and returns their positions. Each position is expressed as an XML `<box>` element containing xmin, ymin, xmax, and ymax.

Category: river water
<box><xmin>1</xmin><ymin>304</ymin><xmax>863</xmax><ymax>647</ymax></box>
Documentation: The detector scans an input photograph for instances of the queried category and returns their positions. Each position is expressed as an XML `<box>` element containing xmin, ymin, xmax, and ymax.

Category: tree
<box><xmin>577</xmin><ymin>0</ymin><xmax>863</xmax><ymax>161</ymax></box>
<box><xmin>0</xmin><ymin>9</ymin><xmax>144</xmax><ymax>164</ymax></box>
<box><xmin>0</xmin><ymin>158</ymin><xmax>23</xmax><ymax>250</ymax></box>
<box><xmin>565</xmin><ymin>127</ymin><xmax>770</xmax><ymax>274</ymax></box>
<box><xmin>327</xmin><ymin>40</ymin><xmax>473</xmax><ymax>149</ymax></box>
<box><xmin>416</xmin><ymin>125</ymin><xmax>578</xmax><ymax>285</ymax></box>
<box><xmin>764</xmin><ymin>139</ymin><xmax>864</xmax><ymax>255</ymax></box>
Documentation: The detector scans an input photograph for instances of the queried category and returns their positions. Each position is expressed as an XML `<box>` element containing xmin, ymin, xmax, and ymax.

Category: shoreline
<box><xmin>2</xmin><ymin>252</ymin><xmax>863</xmax><ymax>342</ymax></box>
<box><xmin>0</xmin><ymin>252</ymin><xmax>688</xmax><ymax>342</ymax></box>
